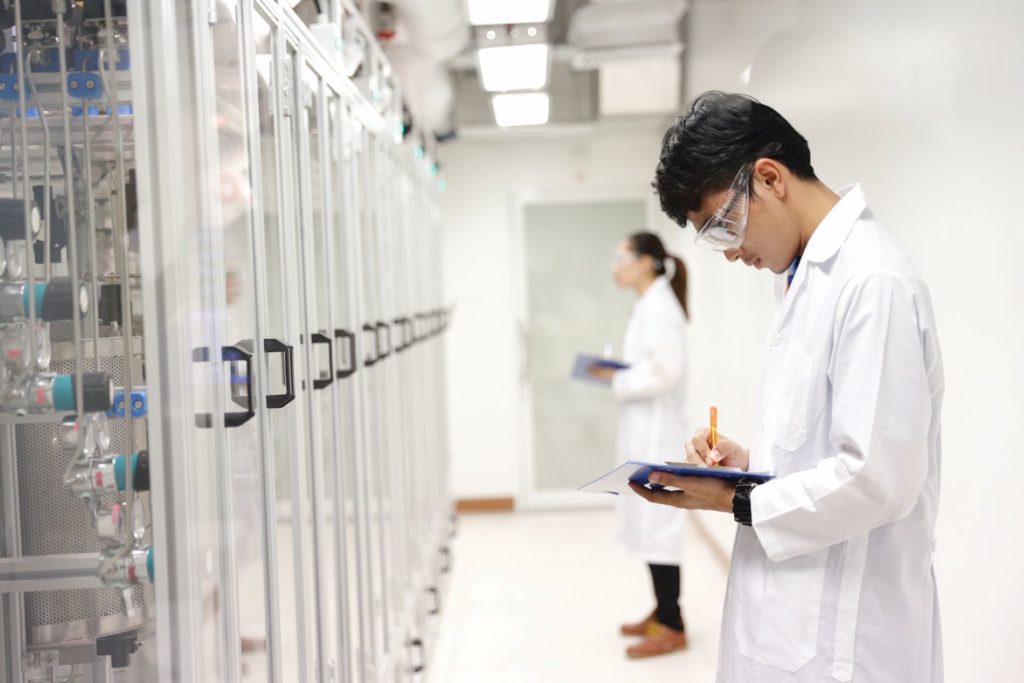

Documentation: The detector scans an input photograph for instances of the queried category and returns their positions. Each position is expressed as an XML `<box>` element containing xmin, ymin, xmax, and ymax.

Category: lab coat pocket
<box><xmin>738</xmin><ymin>546</ymin><xmax>828</xmax><ymax>671</ymax></box>
<box><xmin>771</xmin><ymin>346</ymin><xmax>814</xmax><ymax>453</ymax></box>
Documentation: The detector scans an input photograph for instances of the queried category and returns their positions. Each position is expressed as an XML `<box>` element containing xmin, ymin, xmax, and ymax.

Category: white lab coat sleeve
<box><xmin>750</xmin><ymin>273</ymin><xmax>932</xmax><ymax>562</ymax></box>
<box><xmin>611</xmin><ymin>312</ymin><xmax>686</xmax><ymax>401</ymax></box>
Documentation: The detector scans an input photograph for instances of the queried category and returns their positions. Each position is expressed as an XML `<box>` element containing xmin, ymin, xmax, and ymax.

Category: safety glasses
<box><xmin>610</xmin><ymin>250</ymin><xmax>638</xmax><ymax>268</ymax></box>
<box><xmin>693</xmin><ymin>162</ymin><xmax>754</xmax><ymax>251</ymax></box>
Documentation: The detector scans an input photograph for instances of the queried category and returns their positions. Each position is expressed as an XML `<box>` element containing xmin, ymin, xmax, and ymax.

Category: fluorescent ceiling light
<box><xmin>467</xmin><ymin>0</ymin><xmax>552</xmax><ymax>26</ymax></box>
<box><xmin>478</xmin><ymin>44</ymin><xmax>549</xmax><ymax>92</ymax></box>
<box><xmin>492</xmin><ymin>92</ymin><xmax>550</xmax><ymax>127</ymax></box>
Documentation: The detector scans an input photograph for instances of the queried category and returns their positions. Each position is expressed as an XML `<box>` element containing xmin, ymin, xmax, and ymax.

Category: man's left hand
<box><xmin>629</xmin><ymin>472</ymin><xmax>735</xmax><ymax>513</ymax></box>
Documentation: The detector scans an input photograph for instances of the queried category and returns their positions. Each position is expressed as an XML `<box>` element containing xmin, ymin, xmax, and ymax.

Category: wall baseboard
<box><xmin>455</xmin><ymin>497</ymin><xmax>516</xmax><ymax>513</ymax></box>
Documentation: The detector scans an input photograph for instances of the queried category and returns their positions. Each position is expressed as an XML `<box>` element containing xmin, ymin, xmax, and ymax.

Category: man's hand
<box><xmin>685</xmin><ymin>428</ymin><xmax>750</xmax><ymax>470</ymax></box>
<box><xmin>587</xmin><ymin>365</ymin><xmax>617</xmax><ymax>381</ymax></box>
<box><xmin>629</xmin><ymin>473</ymin><xmax>735</xmax><ymax>513</ymax></box>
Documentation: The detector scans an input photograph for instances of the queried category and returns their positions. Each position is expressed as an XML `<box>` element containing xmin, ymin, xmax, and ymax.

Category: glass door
<box><xmin>519</xmin><ymin>198</ymin><xmax>643</xmax><ymax>506</ymax></box>
<box><xmin>209</xmin><ymin>2</ymin><xmax>273</xmax><ymax>679</ymax></box>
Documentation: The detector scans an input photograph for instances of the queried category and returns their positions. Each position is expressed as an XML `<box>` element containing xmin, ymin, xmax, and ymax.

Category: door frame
<box><xmin>510</xmin><ymin>184</ymin><xmax>663</xmax><ymax>511</ymax></box>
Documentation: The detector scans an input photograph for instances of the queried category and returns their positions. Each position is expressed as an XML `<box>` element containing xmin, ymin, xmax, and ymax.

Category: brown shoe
<box><xmin>620</xmin><ymin>610</ymin><xmax>657</xmax><ymax>636</ymax></box>
<box><xmin>626</xmin><ymin>622</ymin><xmax>688</xmax><ymax>658</ymax></box>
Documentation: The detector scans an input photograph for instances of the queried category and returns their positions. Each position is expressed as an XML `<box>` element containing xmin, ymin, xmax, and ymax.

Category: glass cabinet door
<box><xmin>296</xmin><ymin>62</ymin><xmax>343</xmax><ymax>683</ymax></box>
<box><xmin>274</xmin><ymin>40</ymin><xmax>321</xmax><ymax>683</ymax></box>
<box><xmin>325</xmin><ymin>96</ymin><xmax>362</xmax><ymax>683</ymax></box>
<box><xmin>208</xmin><ymin>2</ymin><xmax>273</xmax><ymax>680</ymax></box>
<box><xmin>337</xmin><ymin>108</ymin><xmax>374</xmax><ymax>683</ymax></box>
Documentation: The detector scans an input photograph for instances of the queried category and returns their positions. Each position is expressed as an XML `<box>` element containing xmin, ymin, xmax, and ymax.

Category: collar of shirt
<box><xmin>638</xmin><ymin>275</ymin><xmax>670</xmax><ymax>302</ymax></box>
<box><xmin>631</xmin><ymin>275</ymin><xmax>671</xmax><ymax>318</ymax></box>
<box><xmin>801</xmin><ymin>184</ymin><xmax>868</xmax><ymax>265</ymax></box>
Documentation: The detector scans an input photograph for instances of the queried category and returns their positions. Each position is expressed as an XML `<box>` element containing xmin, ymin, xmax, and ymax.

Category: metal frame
<box><xmin>131</xmin><ymin>0</ymin><xmax>210</xmax><ymax>679</ymax></box>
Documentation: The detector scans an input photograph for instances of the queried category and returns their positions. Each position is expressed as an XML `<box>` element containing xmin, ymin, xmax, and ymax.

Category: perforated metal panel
<box><xmin>14</xmin><ymin>343</ymin><xmax>150</xmax><ymax>643</ymax></box>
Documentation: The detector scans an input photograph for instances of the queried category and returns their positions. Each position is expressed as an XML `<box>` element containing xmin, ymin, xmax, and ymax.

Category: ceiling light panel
<box><xmin>467</xmin><ymin>0</ymin><xmax>553</xmax><ymax>26</ymax></box>
<box><xmin>478</xmin><ymin>43</ymin><xmax>550</xmax><ymax>92</ymax></box>
<box><xmin>492</xmin><ymin>92</ymin><xmax>550</xmax><ymax>127</ymax></box>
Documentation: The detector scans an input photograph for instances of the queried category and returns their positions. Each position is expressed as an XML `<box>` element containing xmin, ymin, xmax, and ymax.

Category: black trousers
<box><xmin>648</xmin><ymin>563</ymin><xmax>684</xmax><ymax>632</ymax></box>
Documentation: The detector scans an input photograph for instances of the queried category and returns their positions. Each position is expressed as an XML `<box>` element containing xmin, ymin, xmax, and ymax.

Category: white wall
<box><xmin>441</xmin><ymin>0</ymin><xmax>1024</xmax><ymax>678</ymax></box>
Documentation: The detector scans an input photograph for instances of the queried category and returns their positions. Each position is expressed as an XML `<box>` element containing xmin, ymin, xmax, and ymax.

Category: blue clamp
<box><xmin>70</xmin><ymin>104</ymin><xmax>133</xmax><ymax>117</ymax></box>
<box><xmin>108</xmin><ymin>388</ymin><xmax>148</xmax><ymax>418</ymax></box>
<box><xmin>0</xmin><ymin>75</ymin><xmax>19</xmax><ymax>102</ymax></box>
<box><xmin>67</xmin><ymin>72</ymin><xmax>103</xmax><ymax>100</ymax></box>
<box><xmin>0</xmin><ymin>50</ymin><xmax>60</xmax><ymax>74</ymax></box>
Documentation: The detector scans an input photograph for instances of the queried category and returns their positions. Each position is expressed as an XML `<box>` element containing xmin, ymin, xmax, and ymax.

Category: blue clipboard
<box><xmin>571</xmin><ymin>354</ymin><xmax>630</xmax><ymax>385</ymax></box>
<box><xmin>578</xmin><ymin>460</ymin><xmax>774</xmax><ymax>495</ymax></box>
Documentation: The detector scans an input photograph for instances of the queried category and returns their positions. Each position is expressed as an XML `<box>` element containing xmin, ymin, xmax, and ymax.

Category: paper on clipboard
<box><xmin>578</xmin><ymin>460</ymin><xmax>775</xmax><ymax>495</ymax></box>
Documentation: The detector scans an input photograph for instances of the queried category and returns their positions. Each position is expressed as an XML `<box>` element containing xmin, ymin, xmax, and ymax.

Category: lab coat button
<box><xmin>769</xmin><ymin>331</ymin><xmax>783</xmax><ymax>346</ymax></box>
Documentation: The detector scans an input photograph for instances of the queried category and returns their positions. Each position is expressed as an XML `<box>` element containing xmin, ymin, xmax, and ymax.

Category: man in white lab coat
<box><xmin>634</xmin><ymin>91</ymin><xmax>944</xmax><ymax>682</ymax></box>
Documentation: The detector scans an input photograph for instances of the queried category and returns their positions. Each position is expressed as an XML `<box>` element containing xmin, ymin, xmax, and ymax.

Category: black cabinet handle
<box><xmin>393</xmin><ymin>316</ymin><xmax>411</xmax><ymax>353</ymax></box>
<box><xmin>362</xmin><ymin>323</ymin><xmax>379</xmax><ymax>367</ymax></box>
<box><xmin>192</xmin><ymin>344</ymin><xmax>255</xmax><ymax>428</ymax></box>
<box><xmin>236</xmin><ymin>338</ymin><xmax>295</xmax><ymax>409</ymax></box>
<box><xmin>426</xmin><ymin>586</ymin><xmax>441</xmax><ymax>616</ymax></box>
<box><xmin>310</xmin><ymin>332</ymin><xmax>333</xmax><ymax>390</ymax></box>
<box><xmin>439</xmin><ymin>545</ymin><xmax>451</xmax><ymax>574</ymax></box>
<box><xmin>263</xmin><ymin>338</ymin><xmax>295</xmax><ymax>408</ymax></box>
<box><xmin>376</xmin><ymin>321</ymin><xmax>392</xmax><ymax>360</ymax></box>
<box><xmin>334</xmin><ymin>328</ymin><xmax>357</xmax><ymax>379</ymax></box>
<box><xmin>406</xmin><ymin>638</ymin><xmax>425</xmax><ymax>674</ymax></box>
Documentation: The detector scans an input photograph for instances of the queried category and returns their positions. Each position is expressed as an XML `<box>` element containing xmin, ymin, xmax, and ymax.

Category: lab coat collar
<box><xmin>801</xmin><ymin>184</ymin><xmax>867</xmax><ymax>265</ymax></box>
<box><xmin>638</xmin><ymin>275</ymin><xmax>671</xmax><ymax>305</ymax></box>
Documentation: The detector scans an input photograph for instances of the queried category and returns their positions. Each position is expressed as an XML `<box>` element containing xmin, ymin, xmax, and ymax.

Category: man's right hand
<box><xmin>685</xmin><ymin>428</ymin><xmax>750</xmax><ymax>471</ymax></box>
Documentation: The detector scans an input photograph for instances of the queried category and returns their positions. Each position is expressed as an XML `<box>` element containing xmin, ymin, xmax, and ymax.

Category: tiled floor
<box><xmin>429</xmin><ymin>508</ymin><xmax>728</xmax><ymax>683</ymax></box>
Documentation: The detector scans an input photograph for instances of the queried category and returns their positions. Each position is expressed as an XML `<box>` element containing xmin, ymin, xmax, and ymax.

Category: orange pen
<box><xmin>709</xmin><ymin>406</ymin><xmax>719</xmax><ymax>456</ymax></box>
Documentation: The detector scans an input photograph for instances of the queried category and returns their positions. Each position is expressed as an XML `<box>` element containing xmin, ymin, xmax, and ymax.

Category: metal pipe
<box><xmin>82</xmin><ymin>96</ymin><xmax>101</xmax><ymax>366</ymax></box>
<box><xmin>13</xmin><ymin>0</ymin><xmax>40</xmax><ymax>372</ymax></box>
<box><xmin>1</xmin><ymin>426</ymin><xmax>26</xmax><ymax>682</ymax></box>
<box><xmin>0</xmin><ymin>554</ymin><xmax>105</xmax><ymax>593</ymax></box>
<box><xmin>56</xmin><ymin>5</ymin><xmax>86</xmax><ymax>426</ymax></box>
<box><xmin>100</xmin><ymin>0</ymin><xmax>136</xmax><ymax>534</ymax></box>
<box><xmin>8</xmin><ymin>109</ymin><xmax>15</xmax><ymax>202</ymax></box>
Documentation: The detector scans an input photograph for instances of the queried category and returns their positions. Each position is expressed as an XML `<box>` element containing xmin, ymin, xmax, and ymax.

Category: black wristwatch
<box><xmin>732</xmin><ymin>478</ymin><xmax>760</xmax><ymax>526</ymax></box>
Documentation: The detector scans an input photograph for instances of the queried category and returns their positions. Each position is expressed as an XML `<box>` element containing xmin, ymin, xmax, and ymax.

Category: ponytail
<box><xmin>627</xmin><ymin>231</ymin><xmax>690</xmax><ymax>320</ymax></box>
<box><xmin>668</xmin><ymin>255</ymin><xmax>689</xmax><ymax>319</ymax></box>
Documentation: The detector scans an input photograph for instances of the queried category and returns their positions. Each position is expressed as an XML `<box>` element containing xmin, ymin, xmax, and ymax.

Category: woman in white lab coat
<box><xmin>592</xmin><ymin>232</ymin><xmax>691</xmax><ymax>658</ymax></box>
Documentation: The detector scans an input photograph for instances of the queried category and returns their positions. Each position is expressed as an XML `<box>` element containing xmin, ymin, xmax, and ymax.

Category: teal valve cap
<box><xmin>21</xmin><ymin>278</ymin><xmax>87</xmax><ymax>321</ymax></box>
<box><xmin>113</xmin><ymin>452</ymin><xmax>150</xmax><ymax>492</ymax></box>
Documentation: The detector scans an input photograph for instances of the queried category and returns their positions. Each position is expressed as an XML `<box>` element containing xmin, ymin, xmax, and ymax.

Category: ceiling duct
<box><xmin>567</xmin><ymin>0</ymin><xmax>687</xmax><ymax>70</ymax></box>
<box><xmin>383</xmin><ymin>0</ymin><xmax>469</xmax><ymax>134</ymax></box>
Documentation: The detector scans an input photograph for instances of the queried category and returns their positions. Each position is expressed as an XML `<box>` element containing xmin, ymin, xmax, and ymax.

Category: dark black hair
<box><xmin>654</xmin><ymin>91</ymin><xmax>817</xmax><ymax>229</ymax></box>
<box><xmin>628</xmin><ymin>232</ymin><xmax>689</xmax><ymax>319</ymax></box>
